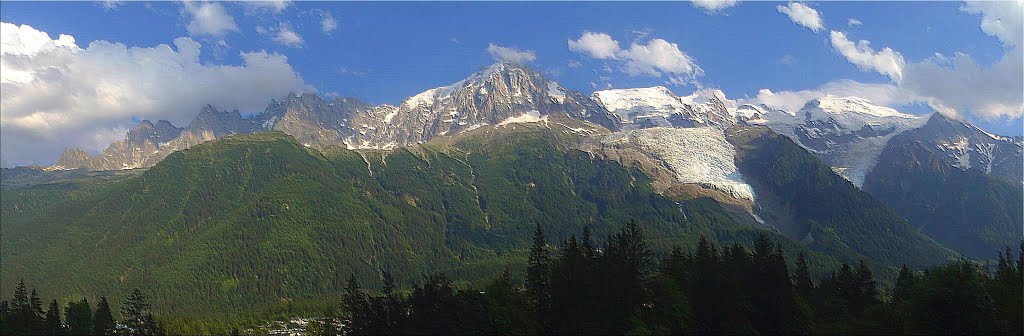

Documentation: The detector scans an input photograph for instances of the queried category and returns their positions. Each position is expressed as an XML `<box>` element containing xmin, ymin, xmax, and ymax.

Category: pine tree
<box><xmin>45</xmin><ymin>299</ymin><xmax>63</xmax><ymax>335</ymax></box>
<box><xmin>659</xmin><ymin>246</ymin><xmax>689</xmax><ymax>287</ymax></box>
<box><xmin>29</xmin><ymin>289</ymin><xmax>45</xmax><ymax>332</ymax></box>
<box><xmin>892</xmin><ymin>265</ymin><xmax>916</xmax><ymax>306</ymax></box>
<box><xmin>581</xmin><ymin>226</ymin><xmax>595</xmax><ymax>260</ymax></box>
<box><xmin>343</xmin><ymin>274</ymin><xmax>369</xmax><ymax>335</ymax></box>
<box><xmin>853</xmin><ymin>260</ymin><xmax>880</xmax><ymax>313</ymax></box>
<box><xmin>11</xmin><ymin>280</ymin><xmax>30</xmax><ymax>334</ymax></box>
<box><xmin>551</xmin><ymin>234</ymin><xmax>584</xmax><ymax>334</ymax></box>
<box><xmin>689</xmin><ymin>236</ymin><xmax>722</xmax><ymax>334</ymax></box>
<box><xmin>604</xmin><ymin>219</ymin><xmax>650</xmax><ymax>333</ymax></box>
<box><xmin>65</xmin><ymin>298</ymin><xmax>93</xmax><ymax>336</ymax></box>
<box><xmin>525</xmin><ymin>222</ymin><xmax>552</xmax><ymax>333</ymax></box>
<box><xmin>379</xmin><ymin>270</ymin><xmax>402</xmax><ymax>334</ymax></box>
<box><xmin>93</xmin><ymin>296</ymin><xmax>115</xmax><ymax>336</ymax></box>
<box><xmin>121</xmin><ymin>289</ymin><xmax>151</xmax><ymax>335</ymax></box>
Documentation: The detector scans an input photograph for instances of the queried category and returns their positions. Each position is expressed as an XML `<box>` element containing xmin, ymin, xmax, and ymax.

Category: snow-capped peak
<box><xmin>593</xmin><ymin>86</ymin><xmax>681</xmax><ymax>114</ymax></box>
<box><xmin>400</xmin><ymin>63</ymin><xmax>530</xmax><ymax>109</ymax></box>
<box><xmin>679</xmin><ymin>88</ymin><xmax>731</xmax><ymax>108</ymax></box>
<box><xmin>805</xmin><ymin>96</ymin><xmax>916</xmax><ymax>119</ymax></box>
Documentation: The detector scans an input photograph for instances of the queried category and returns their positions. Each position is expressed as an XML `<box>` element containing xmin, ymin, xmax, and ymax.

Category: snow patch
<box><xmin>497</xmin><ymin>110</ymin><xmax>548</xmax><ymax>126</ymax></box>
<box><xmin>383</xmin><ymin>110</ymin><xmax>398</xmax><ymax>124</ymax></box>
<box><xmin>547</xmin><ymin>82</ymin><xmax>566</xmax><ymax>103</ymax></box>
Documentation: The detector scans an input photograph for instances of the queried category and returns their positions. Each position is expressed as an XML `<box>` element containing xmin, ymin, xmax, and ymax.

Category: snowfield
<box><xmin>603</xmin><ymin>127</ymin><xmax>756</xmax><ymax>202</ymax></box>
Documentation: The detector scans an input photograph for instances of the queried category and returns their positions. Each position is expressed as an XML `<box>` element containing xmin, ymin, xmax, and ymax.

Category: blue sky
<box><xmin>0</xmin><ymin>1</ymin><xmax>1021</xmax><ymax>166</ymax></box>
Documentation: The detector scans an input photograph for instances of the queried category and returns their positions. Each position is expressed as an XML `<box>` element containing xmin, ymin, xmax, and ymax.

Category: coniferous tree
<box><xmin>581</xmin><ymin>226</ymin><xmax>596</xmax><ymax>260</ymax></box>
<box><xmin>10</xmin><ymin>280</ymin><xmax>31</xmax><ymax>335</ymax></box>
<box><xmin>405</xmin><ymin>275</ymin><xmax>463</xmax><ymax>334</ymax></box>
<box><xmin>64</xmin><ymin>298</ymin><xmax>93</xmax><ymax>336</ymax></box>
<box><xmin>689</xmin><ymin>237</ymin><xmax>730</xmax><ymax>334</ymax></box>
<box><xmin>483</xmin><ymin>269</ymin><xmax>531</xmax><ymax>335</ymax></box>
<box><xmin>603</xmin><ymin>220</ymin><xmax>651</xmax><ymax>333</ymax></box>
<box><xmin>988</xmin><ymin>246</ymin><xmax>1023</xmax><ymax>335</ymax></box>
<box><xmin>29</xmin><ymin>289</ymin><xmax>45</xmax><ymax>331</ymax></box>
<box><xmin>853</xmin><ymin>260</ymin><xmax>880</xmax><ymax>313</ymax></box>
<box><xmin>121</xmin><ymin>289</ymin><xmax>152</xmax><ymax>336</ymax></box>
<box><xmin>45</xmin><ymin>299</ymin><xmax>64</xmax><ymax>335</ymax></box>
<box><xmin>93</xmin><ymin>296</ymin><xmax>115</xmax><ymax>336</ymax></box>
<box><xmin>343</xmin><ymin>274</ymin><xmax>369</xmax><ymax>335</ymax></box>
<box><xmin>551</xmin><ymin>235</ymin><xmax>587</xmax><ymax>334</ymax></box>
<box><xmin>892</xmin><ymin>265</ymin><xmax>916</xmax><ymax>306</ymax></box>
<box><xmin>525</xmin><ymin>222</ymin><xmax>551</xmax><ymax>333</ymax></box>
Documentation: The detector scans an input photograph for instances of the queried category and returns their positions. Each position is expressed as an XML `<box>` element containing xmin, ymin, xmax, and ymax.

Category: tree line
<box><xmin>332</xmin><ymin>221</ymin><xmax>1022</xmax><ymax>335</ymax></box>
<box><xmin>0</xmin><ymin>283</ymin><xmax>164</xmax><ymax>336</ymax></box>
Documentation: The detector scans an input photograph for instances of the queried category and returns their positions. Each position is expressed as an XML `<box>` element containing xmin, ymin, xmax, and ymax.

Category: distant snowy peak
<box><xmin>804</xmin><ymin>96</ymin><xmax>917</xmax><ymax>119</ymax></box>
<box><xmin>593</xmin><ymin>86</ymin><xmax>681</xmax><ymax>114</ymax></box>
<box><xmin>361</xmin><ymin>62</ymin><xmax>617</xmax><ymax>146</ymax></box>
<box><xmin>755</xmin><ymin>96</ymin><xmax>928</xmax><ymax>187</ymax></box>
<box><xmin>400</xmin><ymin>63</ymin><xmax>530</xmax><ymax>109</ymax></box>
<box><xmin>592</xmin><ymin>86</ymin><xmax>736</xmax><ymax>127</ymax></box>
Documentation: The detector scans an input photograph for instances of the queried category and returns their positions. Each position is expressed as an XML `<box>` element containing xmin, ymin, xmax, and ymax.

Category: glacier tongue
<box><xmin>603</xmin><ymin>127</ymin><xmax>756</xmax><ymax>202</ymax></box>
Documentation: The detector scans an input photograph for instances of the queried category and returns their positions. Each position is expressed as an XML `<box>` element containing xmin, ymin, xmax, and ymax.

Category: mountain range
<box><xmin>46</xmin><ymin>62</ymin><xmax>1021</xmax><ymax>256</ymax></box>
<box><xmin>2</xmin><ymin>62</ymin><xmax>1020</xmax><ymax>315</ymax></box>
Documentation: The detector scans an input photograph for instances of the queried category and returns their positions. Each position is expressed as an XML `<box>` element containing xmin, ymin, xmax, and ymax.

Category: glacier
<box><xmin>602</xmin><ymin>127</ymin><xmax>756</xmax><ymax>202</ymax></box>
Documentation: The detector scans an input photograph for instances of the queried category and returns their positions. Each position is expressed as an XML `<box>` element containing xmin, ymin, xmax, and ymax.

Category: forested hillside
<box><xmin>1</xmin><ymin>127</ymin><xmax>842</xmax><ymax>318</ymax></box>
<box><xmin>726</xmin><ymin>126</ymin><xmax>956</xmax><ymax>268</ymax></box>
<box><xmin>864</xmin><ymin>120</ymin><xmax>1023</xmax><ymax>259</ymax></box>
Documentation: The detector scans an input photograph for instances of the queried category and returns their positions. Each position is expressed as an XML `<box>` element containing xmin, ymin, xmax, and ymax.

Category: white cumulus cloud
<box><xmin>183</xmin><ymin>2</ymin><xmax>239</xmax><ymax>38</ymax></box>
<box><xmin>829</xmin><ymin>31</ymin><xmax>905</xmax><ymax>81</ymax></box>
<box><xmin>777</xmin><ymin>2</ymin><xmax>824</xmax><ymax>32</ymax></box>
<box><xmin>486</xmin><ymin>43</ymin><xmax>536</xmax><ymax>63</ymax></box>
<box><xmin>0</xmin><ymin>22</ymin><xmax>310</xmax><ymax>167</ymax></box>
<box><xmin>960</xmin><ymin>0</ymin><xmax>1022</xmax><ymax>47</ymax></box>
<box><xmin>273</xmin><ymin>23</ymin><xmax>304</xmax><ymax>47</ymax></box>
<box><xmin>568</xmin><ymin>32</ymin><xmax>703</xmax><ymax>85</ymax></box>
<box><xmin>567</xmin><ymin>31</ymin><xmax>620</xmax><ymax>59</ymax></box>
<box><xmin>902</xmin><ymin>49</ymin><xmax>1023</xmax><ymax>120</ymax></box>
<box><xmin>620</xmin><ymin>39</ymin><xmax>702</xmax><ymax>79</ymax></box>
<box><xmin>691</xmin><ymin>0</ymin><xmax>740</xmax><ymax>13</ymax></box>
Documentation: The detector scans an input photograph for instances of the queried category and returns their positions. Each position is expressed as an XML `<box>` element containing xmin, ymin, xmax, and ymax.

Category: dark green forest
<box><xmin>4</xmin><ymin>224</ymin><xmax>1019</xmax><ymax>335</ymax></box>
<box><xmin>335</xmin><ymin>225</ymin><xmax>1022</xmax><ymax>336</ymax></box>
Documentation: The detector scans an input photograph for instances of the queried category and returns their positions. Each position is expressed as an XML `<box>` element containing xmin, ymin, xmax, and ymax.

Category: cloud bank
<box><xmin>755</xmin><ymin>0</ymin><xmax>1022</xmax><ymax>122</ymax></box>
<box><xmin>0</xmin><ymin>22</ymin><xmax>310</xmax><ymax>167</ymax></box>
